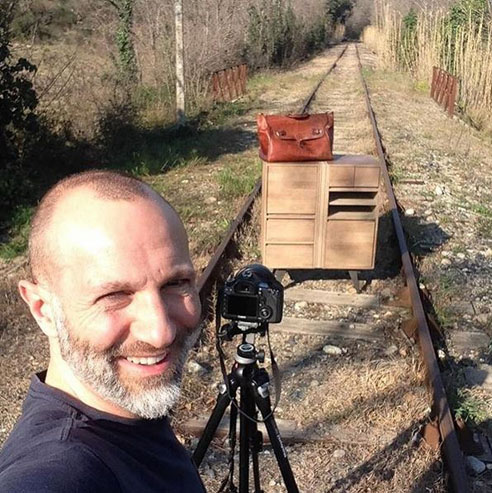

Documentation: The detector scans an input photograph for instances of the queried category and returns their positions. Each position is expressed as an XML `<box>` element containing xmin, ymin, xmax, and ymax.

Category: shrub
<box><xmin>245</xmin><ymin>0</ymin><xmax>331</xmax><ymax>69</ymax></box>
<box><xmin>0</xmin><ymin>2</ymin><xmax>39</xmax><ymax>213</ymax></box>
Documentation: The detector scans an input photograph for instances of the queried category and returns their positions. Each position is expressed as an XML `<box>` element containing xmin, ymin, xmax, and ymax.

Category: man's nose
<box><xmin>130</xmin><ymin>292</ymin><xmax>177</xmax><ymax>348</ymax></box>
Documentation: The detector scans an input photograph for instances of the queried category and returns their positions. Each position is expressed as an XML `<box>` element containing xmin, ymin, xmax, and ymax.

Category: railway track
<box><xmin>182</xmin><ymin>43</ymin><xmax>471</xmax><ymax>492</ymax></box>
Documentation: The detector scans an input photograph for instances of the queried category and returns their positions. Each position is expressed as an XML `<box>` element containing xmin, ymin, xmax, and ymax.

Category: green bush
<box><xmin>11</xmin><ymin>1</ymin><xmax>79</xmax><ymax>40</ymax></box>
<box><xmin>0</xmin><ymin>3</ymin><xmax>39</xmax><ymax>213</ymax></box>
<box><xmin>398</xmin><ymin>8</ymin><xmax>418</xmax><ymax>71</ymax></box>
<box><xmin>245</xmin><ymin>0</ymin><xmax>330</xmax><ymax>69</ymax></box>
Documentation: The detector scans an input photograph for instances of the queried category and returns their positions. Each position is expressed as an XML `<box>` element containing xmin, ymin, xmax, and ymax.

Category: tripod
<box><xmin>192</xmin><ymin>327</ymin><xmax>299</xmax><ymax>493</ymax></box>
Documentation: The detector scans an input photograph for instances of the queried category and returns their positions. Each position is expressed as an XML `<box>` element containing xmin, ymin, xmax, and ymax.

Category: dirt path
<box><xmin>177</xmin><ymin>44</ymin><xmax>447</xmax><ymax>492</ymax></box>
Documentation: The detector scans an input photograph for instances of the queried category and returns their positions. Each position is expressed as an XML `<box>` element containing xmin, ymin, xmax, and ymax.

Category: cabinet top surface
<box><xmin>263</xmin><ymin>154</ymin><xmax>380</xmax><ymax>167</ymax></box>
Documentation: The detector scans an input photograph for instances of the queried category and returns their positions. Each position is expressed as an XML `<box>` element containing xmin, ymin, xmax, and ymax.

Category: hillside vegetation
<box><xmin>0</xmin><ymin>0</ymin><xmax>351</xmax><ymax>252</ymax></box>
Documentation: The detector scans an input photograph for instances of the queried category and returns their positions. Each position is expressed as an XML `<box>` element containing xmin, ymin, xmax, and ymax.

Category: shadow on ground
<box><xmin>283</xmin><ymin>210</ymin><xmax>450</xmax><ymax>288</ymax></box>
<box><xmin>0</xmin><ymin>107</ymin><xmax>257</xmax><ymax>247</ymax></box>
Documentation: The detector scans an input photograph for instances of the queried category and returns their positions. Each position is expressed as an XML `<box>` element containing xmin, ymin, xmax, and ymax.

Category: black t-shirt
<box><xmin>0</xmin><ymin>372</ymin><xmax>206</xmax><ymax>492</ymax></box>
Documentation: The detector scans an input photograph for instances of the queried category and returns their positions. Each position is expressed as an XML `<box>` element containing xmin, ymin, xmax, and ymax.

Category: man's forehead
<box><xmin>46</xmin><ymin>187</ymin><xmax>188</xmax><ymax>268</ymax></box>
<box><xmin>51</xmin><ymin>187</ymin><xmax>180</xmax><ymax>233</ymax></box>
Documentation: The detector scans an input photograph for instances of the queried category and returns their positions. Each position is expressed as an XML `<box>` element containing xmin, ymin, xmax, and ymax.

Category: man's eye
<box><xmin>162</xmin><ymin>279</ymin><xmax>191</xmax><ymax>291</ymax></box>
<box><xmin>97</xmin><ymin>291</ymin><xmax>131</xmax><ymax>305</ymax></box>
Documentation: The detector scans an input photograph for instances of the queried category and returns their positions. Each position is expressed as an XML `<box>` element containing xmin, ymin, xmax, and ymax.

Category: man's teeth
<box><xmin>126</xmin><ymin>355</ymin><xmax>166</xmax><ymax>365</ymax></box>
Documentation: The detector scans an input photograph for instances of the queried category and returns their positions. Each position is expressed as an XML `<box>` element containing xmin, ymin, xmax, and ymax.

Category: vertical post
<box><xmin>175</xmin><ymin>0</ymin><xmax>185</xmax><ymax>125</ymax></box>
<box><xmin>448</xmin><ymin>76</ymin><xmax>458</xmax><ymax>117</ymax></box>
<box><xmin>240</xmin><ymin>64</ymin><xmax>247</xmax><ymax>94</ymax></box>
<box><xmin>434</xmin><ymin>69</ymin><xmax>441</xmax><ymax>103</ymax></box>
<box><xmin>438</xmin><ymin>73</ymin><xmax>448</xmax><ymax>105</ymax></box>
<box><xmin>431</xmin><ymin>66</ymin><xmax>437</xmax><ymax>99</ymax></box>
<box><xmin>211</xmin><ymin>73</ymin><xmax>219</xmax><ymax>101</ymax></box>
<box><xmin>442</xmin><ymin>74</ymin><xmax>450</xmax><ymax>108</ymax></box>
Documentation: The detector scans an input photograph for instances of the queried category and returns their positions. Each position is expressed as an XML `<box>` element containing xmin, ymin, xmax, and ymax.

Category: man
<box><xmin>0</xmin><ymin>170</ymin><xmax>206</xmax><ymax>492</ymax></box>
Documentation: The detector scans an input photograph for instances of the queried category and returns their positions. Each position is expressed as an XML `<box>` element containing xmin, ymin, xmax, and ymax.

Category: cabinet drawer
<box><xmin>324</xmin><ymin>220</ymin><xmax>375</xmax><ymax>269</ymax></box>
<box><xmin>266</xmin><ymin>165</ymin><xmax>318</xmax><ymax>214</ymax></box>
<box><xmin>329</xmin><ymin>166</ymin><xmax>354</xmax><ymax>187</ymax></box>
<box><xmin>264</xmin><ymin>244</ymin><xmax>314</xmax><ymax>268</ymax></box>
<box><xmin>354</xmin><ymin>166</ymin><xmax>380</xmax><ymax>187</ymax></box>
<box><xmin>329</xmin><ymin>166</ymin><xmax>380</xmax><ymax>188</ymax></box>
<box><xmin>265</xmin><ymin>218</ymin><xmax>315</xmax><ymax>243</ymax></box>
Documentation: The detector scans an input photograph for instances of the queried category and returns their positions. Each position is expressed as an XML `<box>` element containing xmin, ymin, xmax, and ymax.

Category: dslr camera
<box><xmin>220</xmin><ymin>264</ymin><xmax>283</xmax><ymax>324</ymax></box>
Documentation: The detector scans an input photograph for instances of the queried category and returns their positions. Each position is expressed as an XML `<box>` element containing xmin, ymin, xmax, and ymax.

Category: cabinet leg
<box><xmin>273</xmin><ymin>269</ymin><xmax>287</xmax><ymax>284</ymax></box>
<box><xmin>349</xmin><ymin>271</ymin><xmax>361</xmax><ymax>293</ymax></box>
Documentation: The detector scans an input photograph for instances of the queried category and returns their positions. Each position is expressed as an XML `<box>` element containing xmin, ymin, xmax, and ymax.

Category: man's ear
<box><xmin>18</xmin><ymin>280</ymin><xmax>57</xmax><ymax>337</ymax></box>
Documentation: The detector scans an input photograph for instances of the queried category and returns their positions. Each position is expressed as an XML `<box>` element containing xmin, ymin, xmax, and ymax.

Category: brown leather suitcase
<box><xmin>257</xmin><ymin>112</ymin><xmax>334</xmax><ymax>162</ymax></box>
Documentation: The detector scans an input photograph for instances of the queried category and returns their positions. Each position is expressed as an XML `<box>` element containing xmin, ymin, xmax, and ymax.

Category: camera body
<box><xmin>221</xmin><ymin>264</ymin><xmax>283</xmax><ymax>324</ymax></box>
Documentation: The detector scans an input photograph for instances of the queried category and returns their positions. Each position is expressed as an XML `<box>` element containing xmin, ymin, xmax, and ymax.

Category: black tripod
<box><xmin>192</xmin><ymin>326</ymin><xmax>299</xmax><ymax>493</ymax></box>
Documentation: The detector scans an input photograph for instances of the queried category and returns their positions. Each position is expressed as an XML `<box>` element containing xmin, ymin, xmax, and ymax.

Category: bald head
<box><xmin>29</xmin><ymin>170</ymin><xmax>181</xmax><ymax>284</ymax></box>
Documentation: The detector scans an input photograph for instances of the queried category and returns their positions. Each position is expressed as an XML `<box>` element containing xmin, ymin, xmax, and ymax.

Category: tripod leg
<box><xmin>239</xmin><ymin>384</ymin><xmax>256</xmax><ymax>493</ymax></box>
<box><xmin>193</xmin><ymin>382</ymin><xmax>235</xmax><ymax>467</ymax></box>
<box><xmin>253</xmin><ymin>380</ymin><xmax>299</xmax><ymax>493</ymax></box>
<box><xmin>250</xmin><ymin>429</ymin><xmax>263</xmax><ymax>493</ymax></box>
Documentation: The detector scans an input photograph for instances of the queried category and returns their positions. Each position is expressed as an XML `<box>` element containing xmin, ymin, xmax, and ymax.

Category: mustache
<box><xmin>110</xmin><ymin>324</ymin><xmax>202</xmax><ymax>359</ymax></box>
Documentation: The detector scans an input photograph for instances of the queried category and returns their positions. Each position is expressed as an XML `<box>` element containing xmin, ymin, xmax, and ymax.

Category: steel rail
<box><xmin>355</xmin><ymin>44</ymin><xmax>468</xmax><ymax>492</ymax></box>
<box><xmin>197</xmin><ymin>179</ymin><xmax>261</xmax><ymax>305</ymax></box>
<box><xmin>300</xmin><ymin>44</ymin><xmax>348</xmax><ymax>114</ymax></box>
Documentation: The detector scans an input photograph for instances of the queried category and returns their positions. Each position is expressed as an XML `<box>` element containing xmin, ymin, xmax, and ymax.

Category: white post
<box><xmin>175</xmin><ymin>0</ymin><xmax>185</xmax><ymax>125</ymax></box>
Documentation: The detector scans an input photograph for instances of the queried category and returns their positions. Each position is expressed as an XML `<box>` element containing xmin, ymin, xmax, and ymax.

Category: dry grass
<box><xmin>363</xmin><ymin>1</ymin><xmax>492</xmax><ymax>133</ymax></box>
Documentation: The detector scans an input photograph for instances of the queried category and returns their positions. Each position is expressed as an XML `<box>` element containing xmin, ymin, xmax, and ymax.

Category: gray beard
<box><xmin>51</xmin><ymin>297</ymin><xmax>200</xmax><ymax>419</ymax></box>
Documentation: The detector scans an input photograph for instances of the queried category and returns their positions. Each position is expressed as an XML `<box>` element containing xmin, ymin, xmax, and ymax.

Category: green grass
<box><xmin>217</xmin><ymin>164</ymin><xmax>258</xmax><ymax>200</ymax></box>
<box><xmin>451</xmin><ymin>388</ymin><xmax>488</xmax><ymax>427</ymax></box>
<box><xmin>451</xmin><ymin>244</ymin><xmax>467</xmax><ymax>255</ymax></box>
<box><xmin>434</xmin><ymin>303</ymin><xmax>456</xmax><ymax>328</ymax></box>
<box><xmin>470</xmin><ymin>203</ymin><xmax>492</xmax><ymax>218</ymax></box>
<box><xmin>247</xmin><ymin>72</ymin><xmax>277</xmax><ymax>93</ymax></box>
<box><xmin>0</xmin><ymin>206</ymin><xmax>33</xmax><ymax>259</ymax></box>
<box><xmin>413</xmin><ymin>79</ymin><xmax>429</xmax><ymax>93</ymax></box>
<box><xmin>205</xmin><ymin>100</ymin><xmax>250</xmax><ymax>127</ymax></box>
<box><xmin>477</xmin><ymin>216</ymin><xmax>492</xmax><ymax>238</ymax></box>
<box><xmin>388</xmin><ymin>164</ymin><xmax>405</xmax><ymax>184</ymax></box>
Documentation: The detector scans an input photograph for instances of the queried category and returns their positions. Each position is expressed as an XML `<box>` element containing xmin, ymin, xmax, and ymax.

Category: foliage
<box><xmin>398</xmin><ymin>8</ymin><xmax>418</xmax><ymax>69</ymax></box>
<box><xmin>451</xmin><ymin>388</ymin><xmax>488</xmax><ymax>426</ymax></box>
<box><xmin>447</xmin><ymin>0</ymin><xmax>490</xmax><ymax>33</ymax></box>
<box><xmin>0</xmin><ymin>205</ymin><xmax>33</xmax><ymax>259</ymax></box>
<box><xmin>0</xmin><ymin>2</ymin><xmax>39</xmax><ymax>212</ymax></box>
<box><xmin>245</xmin><ymin>0</ymin><xmax>330</xmax><ymax>69</ymax></box>
<box><xmin>326</xmin><ymin>0</ymin><xmax>353</xmax><ymax>26</ymax></box>
<box><xmin>11</xmin><ymin>0</ymin><xmax>79</xmax><ymax>40</ymax></box>
<box><xmin>104</xmin><ymin>0</ymin><xmax>138</xmax><ymax>83</ymax></box>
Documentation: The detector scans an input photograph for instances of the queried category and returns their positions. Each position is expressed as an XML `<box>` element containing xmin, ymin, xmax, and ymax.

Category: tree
<box><xmin>105</xmin><ymin>0</ymin><xmax>138</xmax><ymax>82</ymax></box>
<box><xmin>326</xmin><ymin>0</ymin><xmax>353</xmax><ymax>26</ymax></box>
<box><xmin>0</xmin><ymin>1</ymin><xmax>39</xmax><ymax>208</ymax></box>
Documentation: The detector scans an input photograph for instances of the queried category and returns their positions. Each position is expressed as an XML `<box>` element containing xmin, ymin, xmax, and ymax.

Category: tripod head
<box><xmin>218</xmin><ymin>319</ymin><xmax>269</xmax><ymax>341</ymax></box>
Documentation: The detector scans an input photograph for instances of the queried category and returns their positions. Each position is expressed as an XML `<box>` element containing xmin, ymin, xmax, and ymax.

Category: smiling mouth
<box><xmin>125</xmin><ymin>354</ymin><xmax>167</xmax><ymax>366</ymax></box>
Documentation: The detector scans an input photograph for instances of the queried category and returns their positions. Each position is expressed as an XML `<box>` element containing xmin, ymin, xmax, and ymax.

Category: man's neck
<box><xmin>45</xmin><ymin>361</ymin><xmax>138</xmax><ymax>419</ymax></box>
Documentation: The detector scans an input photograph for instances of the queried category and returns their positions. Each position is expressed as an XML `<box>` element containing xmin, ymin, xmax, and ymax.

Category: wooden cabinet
<box><xmin>261</xmin><ymin>155</ymin><xmax>381</xmax><ymax>270</ymax></box>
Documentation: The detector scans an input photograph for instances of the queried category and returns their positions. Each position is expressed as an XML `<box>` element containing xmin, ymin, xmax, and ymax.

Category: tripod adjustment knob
<box><xmin>257</xmin><ymin>350</ymin><xmax>265</xmax><ymax>363</ymax></box>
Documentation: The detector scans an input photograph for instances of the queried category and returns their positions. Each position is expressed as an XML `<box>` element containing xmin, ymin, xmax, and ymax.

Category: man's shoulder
<box><xmin>0</xmin><ymin>439</ymin><xmax>121</xmax><ymax>492</ymax></box>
